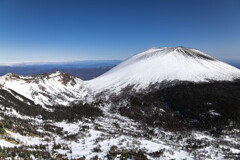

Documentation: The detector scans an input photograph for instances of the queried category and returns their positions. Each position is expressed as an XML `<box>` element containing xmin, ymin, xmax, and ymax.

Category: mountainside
<box><xmin>87</xmin><ymin>47</ymin><xmax>240</xmax><ymax>93</ymax></box>
<box><xmin>0</xmin><ymin>47</ymin><xmax>240</xmax><ymax>159</ymax></box>
<box><xmin>0</xmin><ymin>71</ymin><xmax>89</xmax><ymax>106</ymax></box>
<box><xmin>1</xmin><ymin>47</ymin><xmax>240</xmax><ymax>106</ymax></box>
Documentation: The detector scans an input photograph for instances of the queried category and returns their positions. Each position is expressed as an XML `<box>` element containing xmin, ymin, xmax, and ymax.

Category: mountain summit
<box><xmin>1</xmin><ymin>47</ymin><xmax>240</xmax><ymax>105</ymax></box>
<box><xmin>87</xmin><ymin>47</ymin><xmax>240</xmax><ymax>92</ymax></box>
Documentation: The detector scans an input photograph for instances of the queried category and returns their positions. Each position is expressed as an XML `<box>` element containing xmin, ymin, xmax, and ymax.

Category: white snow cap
<box><xmin>87</xmin><ymin>46</ymin><xmax>240</xmax><ymax>92</ymax></box>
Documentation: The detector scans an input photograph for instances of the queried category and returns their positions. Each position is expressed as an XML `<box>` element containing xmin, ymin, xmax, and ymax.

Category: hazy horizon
<box><xmin>0</xmin><ymin>0</ymin><xmax>240</xmax><ymax>63</ymax></box>
<box><xmin>0</xmin><ymin>50</ymin><xmax>239</xmax><ymax>66</ymax></box>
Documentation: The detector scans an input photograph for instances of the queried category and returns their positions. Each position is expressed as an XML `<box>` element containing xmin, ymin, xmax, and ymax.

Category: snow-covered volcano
<box><xmin>87</xmin><ymin>47</ymin><xmax>240</xmax><ymax>92</ymax></box>
<box><xmin>1</xmin><ymin>47</ymin><xmax>240</xmax><ymax>105</ymax></box>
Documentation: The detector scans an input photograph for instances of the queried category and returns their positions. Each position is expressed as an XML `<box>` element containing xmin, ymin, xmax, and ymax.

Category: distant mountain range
<box><xmin>0</xmin><ymin>60</ymin><xmax>122</xmax><ymax>80</ymax></box>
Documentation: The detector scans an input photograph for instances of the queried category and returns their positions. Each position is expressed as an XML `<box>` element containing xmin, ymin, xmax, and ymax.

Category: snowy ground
<box><xmin>1</xmin><ymin>104</ymin><xmax>240</xmax><ymax>160</ymax></box>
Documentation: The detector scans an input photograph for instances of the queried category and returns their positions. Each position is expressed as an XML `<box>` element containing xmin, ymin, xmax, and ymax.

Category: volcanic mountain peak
<box><xmin>129</xmin><ymin>46</ymin><xmax>216</xmax><ymax>63</ymax></box>
<box><xmin>172</xmin><ymin>46</ymin><xmax>216</xmax><ymax>60</ymax></box>
<box><xmin>1</xmin><ymin>47</ymin><xmax>240</xmax><ymax>104</ymax></box>
<box><xmin>87</xmin><ymin>47</ymin><xmax>240</xmax><ymax>93</ymax></box>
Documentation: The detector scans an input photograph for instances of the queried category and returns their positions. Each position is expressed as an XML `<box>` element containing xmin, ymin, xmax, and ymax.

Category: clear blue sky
<box><xmin>0</xmin><ymin>0</ymin><xmax>239</xmax><ymax>63</ymax></box>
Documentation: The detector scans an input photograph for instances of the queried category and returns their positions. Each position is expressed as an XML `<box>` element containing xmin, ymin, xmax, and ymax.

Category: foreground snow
<box><xmin>0</xmin><ymin>105</ymin><xmax>239</xmax><ymax>160</ymax></box>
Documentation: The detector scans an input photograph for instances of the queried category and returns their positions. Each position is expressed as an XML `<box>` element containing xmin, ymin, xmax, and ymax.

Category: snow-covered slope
<box><xmin>1</xmin><ymin>47</ymin><xmax>240</xmax><ymax>159</ymax></box>
<box><xmin>87</xmin><ymin>46</ymin><xmax>240</xmax><ymax>92</ymax></box>
<box><xmin>0</xmin><ymin>71</ymin><xmax>88</xmax><ymax>106</ymax></box>
<box><xmin>1</xmin><ymin>46</ymin><xmax>240</xmax><ymax>105</ymax></box>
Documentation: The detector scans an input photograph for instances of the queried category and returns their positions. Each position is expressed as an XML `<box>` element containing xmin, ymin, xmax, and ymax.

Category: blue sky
<box><xmin>0</xmin><ymin>0</ymin><xmax>239</xmax><ymax>64</ymax></box>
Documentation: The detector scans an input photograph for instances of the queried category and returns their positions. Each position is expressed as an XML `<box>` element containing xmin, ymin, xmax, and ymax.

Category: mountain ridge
<box><xmin>1</xmin><ymin>46</ymin><xmax>240</xmax><ymax>106</ymax></box>
<box><xmin>0</xmin><ymin>71</ymin><xmax>89</xmax><ymax>106</ymax></box>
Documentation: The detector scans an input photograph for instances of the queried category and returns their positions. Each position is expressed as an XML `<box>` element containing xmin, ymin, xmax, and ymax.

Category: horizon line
<box><xmin>0</xmin><ymin>59</ymin><xmax>123</xmax><ymax>67</ymax></box>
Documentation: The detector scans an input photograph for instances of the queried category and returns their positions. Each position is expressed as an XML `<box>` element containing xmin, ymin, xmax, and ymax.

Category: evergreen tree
<box><xmin>0</xmin><ymin>122</ymin><xmax>6</xmax><ymax>136</ymax></box>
